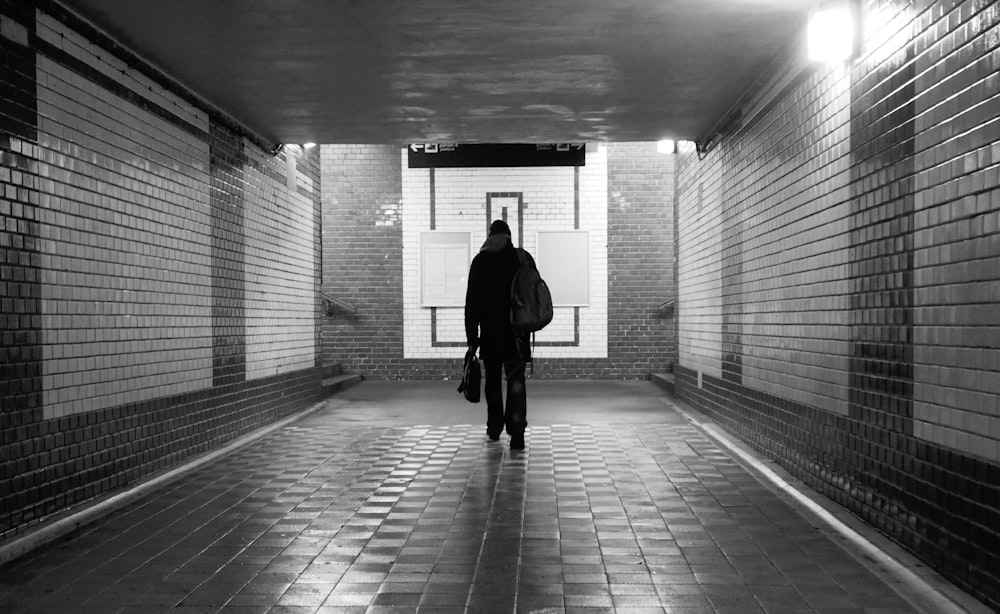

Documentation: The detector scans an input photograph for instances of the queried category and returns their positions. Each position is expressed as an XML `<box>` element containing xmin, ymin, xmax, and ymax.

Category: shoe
<box><xmin>487</xmin><ymin>431</ymin><xmax>501</xmax><ymax>441</ymax></box>
<box><xmin>509</xmin><ymin>434</ymin><xmax>525</xmax><ymax>450</ymax></box>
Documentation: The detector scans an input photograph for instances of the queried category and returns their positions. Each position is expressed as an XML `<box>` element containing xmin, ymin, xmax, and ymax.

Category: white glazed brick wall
<box><xmin>31</xmin><ymin>13</ymin><xmax>317</xmax><ymax>417</ymax></box>
<box><xmin>677</xmin><ymin>65</ymin><xmax>854</xmax><ymax>416</ymax></box>
<box><xmin>567</xmin><ymin>145</ymin><xmax>609</xmax><ymax>359</ymax></box>
<box><xmin>677</xmin><ymin>146</ymin><xmax>723</xmax><ymax>382</ymax></box>
<box><xmin>401</xmin><ymin>146</ymin><xmax>608</xmax><ymax>359</ymax></box>
<box><xmin>401</xmin><ymin>157</ymin><xmax>431</xmax><ymax>355</ymax></box>
<box><xmin>911</xmin><ymin>6</ymin><xmax>1000</xmax><ymax>462</ymax></box>
<box><xmin>736</xmin><ymin>67</ymin><xmax>853</xmax><ymax>417</ymax></box>
<box><xmin>244</xmin><ymin>147</ymin><xmax>316</xmax><ymax>381</ymax></box>
<box><xmin>36</xmin><ymin>15</ymin><xmax>214</xmax><ymax>419</ymax></box>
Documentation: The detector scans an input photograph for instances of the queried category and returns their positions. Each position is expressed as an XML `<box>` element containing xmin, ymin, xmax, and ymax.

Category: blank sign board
<box><xmin>421</xmin><ymin>232</ymin><xmax>471</xmax><ymax>306</ymax></box>
<box><xmin>536</xmin><ymin>231</ymin><xmax>589</xmax><ymax>306</ymax></box>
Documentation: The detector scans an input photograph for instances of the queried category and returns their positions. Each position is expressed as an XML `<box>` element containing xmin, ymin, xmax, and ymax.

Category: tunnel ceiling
<box><xmin>58</xmin><ymin>0</ymin><xmax>816</xmax><ymax>146</ymax></box>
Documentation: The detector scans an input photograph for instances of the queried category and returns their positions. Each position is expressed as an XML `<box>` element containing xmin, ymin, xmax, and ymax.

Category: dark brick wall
<box><xmin>675</xmin><ymin>1</ymin><xmax>1000</xmax><ymax>608</ymax></box>
<box><xmin>209</xmin><ymin>122</ymin><xmax>248</xmax><ymax>387</ymax></box>
<box><xmin>0</xmin><ymin>0</ymin><xmax>36</xmax><ymax>142</ymax></box>
<box><xmin>607</xmin><ymin>142</ymin><xmax>675</xmax><ymax>374</ymax></box>
<box><xmin>1</xmin><ymin>0</ymin><xmax>42</xmax><ymax>444</ymax></box>
<box><xmin>1</xmin><ymin>370</ymin><xmax>320</xmax><ymax>535</ymax></box>
<box><xmin>320</xmin><ymin>145</ymin><xmax>405</xmax><ymax>375</ymax></box>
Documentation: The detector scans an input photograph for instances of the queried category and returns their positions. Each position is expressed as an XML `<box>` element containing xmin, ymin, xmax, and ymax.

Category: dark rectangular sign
<box><xmin>408</xmin><ymin>143</ymin><xmax>586</xmax><ymax>168</ymax></box>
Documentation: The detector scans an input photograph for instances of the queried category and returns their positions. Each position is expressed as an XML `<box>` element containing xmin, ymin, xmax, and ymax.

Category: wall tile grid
<box><xmin>33</xmin><ymin>14</ymin><xmax>213</xmax><ymax>416</ymax></box>
<box><xmin>607</xmin><ymin>142</ymin><xmax>676</xmax><ymax>373</ymax></box>
<box><xmin>677</xmin><ymin>149</ymin><xmax>724</xmax><ymax>382</ymax></box>
<box><xmin>0</xmin><ymin>3</ymin><xmax>321</xmax><ymax>537</ymax></box>
<box><xmin>675</xmin><ymin>0</ymin><xmax>1000</xmax><ymax>607</ymax></box>
<box><xmin>1</xmin><ymin>0</ymin><xmax>41</xmax><ymax>429</ymax></box>
<box><xmin>304</xmin><ymin>148</ymin><xmax>324</xmax><ymax>369</ymax></box>
<box><xmin>321</xmin><ymin>145</ymin><xmax>406</xmax><ymax>375</ymax></box>
<box><xmin>244</xmin><ymin>144</ymin><xmax>317</xmax><ymax>381</ymax></box>
<box><xmin>209</xmin><ymin>121</ymin><xmax>247</xmax><ymax>388</ymax></box>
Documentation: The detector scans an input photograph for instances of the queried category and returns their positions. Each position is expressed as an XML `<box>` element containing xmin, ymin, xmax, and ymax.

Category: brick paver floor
<box><xmin>0</xmin><ymin>383</ymin><xmax>920</xmax><ymax>613</ymax></box>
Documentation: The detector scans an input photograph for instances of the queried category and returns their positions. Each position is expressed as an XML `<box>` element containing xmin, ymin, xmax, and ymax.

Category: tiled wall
<box><xmin>675</xmin><ymin>1</ymin><xmax>1000</xmax><ymax>607</ymax></box>
<box><xmin>320</xmin><ymin>145</ymin><xmax>410</xmax><ymax>374</ymax></box>
<box><xmin>322</xmin><ymin>143</ymin><xmax>674</xmax><ymax>379</ymax></box>
<box><xmin>244</xmin><ymin>145</ymin><xmax>318</xmax><ymax>381</ymax></box>
<box><xmin>0</xmin><ymin>2</ymin><xmax>322</xmax><ymax>536</ymax></box>
<box><xmin>608</xmin><ymin>142</ymin><xmax>676</xmax><ymax>373</ymax></box>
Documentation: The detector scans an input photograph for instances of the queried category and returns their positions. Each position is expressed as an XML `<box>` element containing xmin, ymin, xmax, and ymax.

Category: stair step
<box><xmin>649</xmin><ymin>372</ymin><xmax>675</xmax><ymax>395</ymax></box>
<box><xmin>322</xmin><ymin>373</ymin><xmax>363</xmax><ymax>396</ymax></box>
<box><xmin>321</xmin><ymin>362</ymin><xmax>343</xmax><ymax>378</ymax></box>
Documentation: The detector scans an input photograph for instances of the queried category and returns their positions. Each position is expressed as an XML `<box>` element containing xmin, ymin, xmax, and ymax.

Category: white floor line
<box><xmin>662</xmin><ymin>397</ymin><xmax>991</xmax><ymax>614</ymax></box>
<box><xmin>0</xmin><ymin>399</ymin><xmax>330</xmax><ymax>566</ymax></box>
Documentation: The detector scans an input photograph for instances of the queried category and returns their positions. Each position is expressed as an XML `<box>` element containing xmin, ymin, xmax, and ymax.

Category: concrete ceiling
<box><xmin>59</xmin><ymin>0</ymin><xmax>817</xmax><ymax>145</ymax></box>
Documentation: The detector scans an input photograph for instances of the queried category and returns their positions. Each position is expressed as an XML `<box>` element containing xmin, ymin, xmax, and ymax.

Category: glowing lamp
<box><xmin>808</xmin><ymin>2</ymin><xmax>856</xmax><ymax>63</ymax></box>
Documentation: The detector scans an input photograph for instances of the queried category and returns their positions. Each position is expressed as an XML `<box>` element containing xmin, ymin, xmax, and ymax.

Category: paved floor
<box><xmin>0</xmin><ymin>381</ymin><xmax>936</xmax><ymax>613</ymax></box>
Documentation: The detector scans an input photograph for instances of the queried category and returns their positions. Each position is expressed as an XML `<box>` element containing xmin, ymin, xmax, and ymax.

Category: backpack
<box><xmin>510</xmin><ymin>248</ymin><xmax>553</xmax><ymax>333</ymax></box>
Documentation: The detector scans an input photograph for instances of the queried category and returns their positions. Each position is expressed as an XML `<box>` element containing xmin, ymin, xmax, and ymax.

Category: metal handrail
<box><xmin>657</xmin><ymin>298</ymin><xmax>675</xmax><ymax>312</ymax></box>
<box><xmin>321</xmin><ymin>292</ymin><xmax>357</xmax><ymax>315</ymax></box>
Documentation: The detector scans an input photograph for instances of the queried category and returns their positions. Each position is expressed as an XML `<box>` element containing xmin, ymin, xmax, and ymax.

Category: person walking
<box><xmin>465</xmin><ymin>220</ymin><xmax>531</xmax><ymax>450</ymax></box>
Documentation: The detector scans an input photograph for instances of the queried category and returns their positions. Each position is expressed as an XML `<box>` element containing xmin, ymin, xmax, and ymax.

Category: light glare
<box><xmin>808</xmin><ymin>6</ymin><xmax>854</xmax><ymax>62</ymax></box>
<box><xmin>657</xmin><ymin>139</ymin><xmax>675</xmax><ymax>154</ymax></box>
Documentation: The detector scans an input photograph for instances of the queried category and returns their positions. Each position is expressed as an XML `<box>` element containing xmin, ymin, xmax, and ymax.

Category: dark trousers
<box><xmin>483</xmin><ymin>359</ymin><xmax>527</xmax><ymax>436</ymax></box>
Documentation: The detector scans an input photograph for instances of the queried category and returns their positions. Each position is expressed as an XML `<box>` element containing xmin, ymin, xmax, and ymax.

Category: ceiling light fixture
<box><xmin>808</xmin><ymin>1</ymin><xmax>858</xmax><ymax>63</ymax></box>
<box><xmin>657</xmin><ymin>140</ymin><xmax>675</xmax><ymax>154</ymax></box>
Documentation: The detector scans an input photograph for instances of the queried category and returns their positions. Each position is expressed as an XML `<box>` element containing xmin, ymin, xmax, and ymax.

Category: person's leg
<box><xmin>483</xmin><ymin>359</ymin><xmax>504</xmax><ymax>440</ymax></box>
<box><xmin>503</xmin><ymin>360</ymin><xmax>527</xmax><ymax>449</ymax></box>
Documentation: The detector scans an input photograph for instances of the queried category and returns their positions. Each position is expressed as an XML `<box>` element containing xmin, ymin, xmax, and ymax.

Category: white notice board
<box><xmin>420</xmin><ymin>231</ymin><xmax>472</xmax><ymax>306</ymax></box>
<box><xmin>536</xmin><ymin>230</ymin><xmax>589</xmax><ymax>306</ymax></box>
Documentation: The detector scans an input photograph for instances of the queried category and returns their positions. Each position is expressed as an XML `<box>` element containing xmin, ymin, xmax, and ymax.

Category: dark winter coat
<box><xmin>465</xmin><ymin>234</ymin><xmax>532</xmax><ymax>361</ymax></box>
